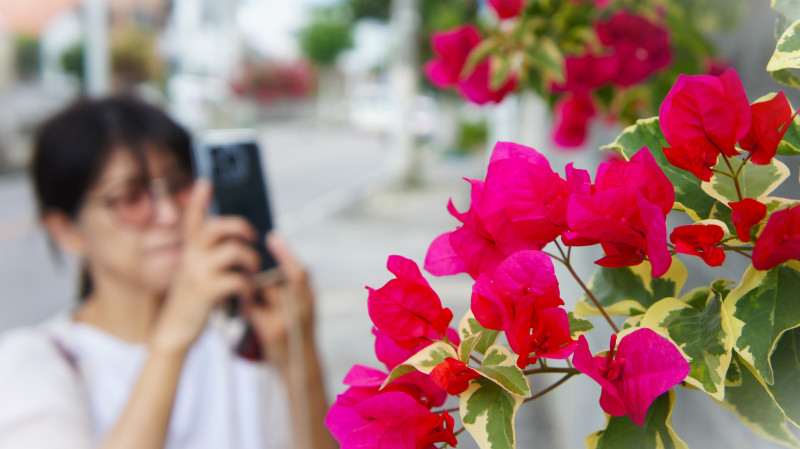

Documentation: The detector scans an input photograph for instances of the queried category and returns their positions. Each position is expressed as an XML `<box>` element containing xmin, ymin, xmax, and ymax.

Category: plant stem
<box><xmin>720</xmin><ymin>153</ymin><xmax>744</xmax><ymax>201</ymax></box>
<box><xmin>522</xmin><ymin>373</ymin><xmax>577</xmax><ymax>404</ymax></box>
<box><xmin>721</xmin><ymin>244</ymin><xmax>754</xmax><ymax>259</ymax></box>
<box><xmin>553</xmin><ymin>241</ymin><xmax>620</xmax><ymax>333</ymax></box>
<box><xmin>523</xmin><ymin>367</ymin><xmax>580</xmax><ymax>375</ymax></box>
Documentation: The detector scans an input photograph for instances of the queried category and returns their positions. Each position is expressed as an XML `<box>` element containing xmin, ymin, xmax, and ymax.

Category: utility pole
<box><xmin>389</xmin><ymin>0</ymin><xmax>420</xmax><ymax>186</ymax></box>
<box><xmin>84</xmin><ymin>0</ymin><xmax>110</xmax><ymax>96</ymax></box>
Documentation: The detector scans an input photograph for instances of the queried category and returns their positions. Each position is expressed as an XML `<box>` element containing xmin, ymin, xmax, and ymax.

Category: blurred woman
<box><xmin>0</xmin><ymin>97</ymin><xmax>335</xmax><ymax>449</ymax></box>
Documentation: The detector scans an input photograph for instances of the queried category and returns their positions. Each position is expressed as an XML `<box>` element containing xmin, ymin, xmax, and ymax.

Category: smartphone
<box><xmin>192</xmin><ymin>129</ymin><xmax>276</xmax><ymax>360</ymax></box>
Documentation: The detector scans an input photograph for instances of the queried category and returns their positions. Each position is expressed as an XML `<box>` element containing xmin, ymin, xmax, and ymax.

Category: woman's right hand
<box><xmin>149</xmin><ymin>180</ymin><xmax>260</xmax><ymax>355</ymax></box>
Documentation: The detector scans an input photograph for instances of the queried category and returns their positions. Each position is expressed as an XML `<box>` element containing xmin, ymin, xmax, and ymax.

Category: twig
<box><xmin>522</xmin><ymin>373</ymin><xmax>577</xmax><ymax>404</ymax></box>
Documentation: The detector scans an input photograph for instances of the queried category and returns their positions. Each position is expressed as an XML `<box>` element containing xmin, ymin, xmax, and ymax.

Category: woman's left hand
<box><xmin>239</xmin><ymin>233</ymin><xmax>315</xmax><ymax>373</ymax></box>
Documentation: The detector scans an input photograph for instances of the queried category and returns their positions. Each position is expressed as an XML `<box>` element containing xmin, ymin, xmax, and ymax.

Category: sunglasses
<box><xmin>85</xmin><ymin>173</ymin><xmax>194</xmax><ymax>228</ymax></box>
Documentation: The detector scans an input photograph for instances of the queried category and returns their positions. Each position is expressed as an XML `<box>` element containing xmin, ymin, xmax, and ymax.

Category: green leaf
<box><xmin>490</xmin><ymin>54</ymin><xmax>513</xmax><ymax>91</ymax></box>
<box><xmin>459</xmin><ymin>333</ymin><xmax>482</xmax><ymax>363</ymax></box>
<box><xmin>459</xmin><ymin>310</ymin><xmax>501</xmax><ymax>355</ymax></box>
<box><xmin>724</xmin><ymin>262</ymin><xmax>800</xmax><ymax>385</ymax></box>
<box><xmin>474</xmin><ymin>344</ymin><xmax>531</xmax><ymax>397</ymax></box>
<box><xmin>778</xmin><ymin>113</ymin><xmax>800</xmax><ymax>156</ymax></box>
<box><xmin>568</xmin><ymin>312</ymin><xmax>594</xmax><ymax>338</ymax></box>
<box><xmin>769</xmin><ymin>19</ymin><xmax>800</xmax><ymax>73</ymax></box>
<box><xmin>701</xmin><ymin>157</ymin><xmax>790</xmax><ymax>204</ymax></box>
<box><xmin>528</xmin><ymin>36</ymin><xmax>564</xmax><ymax>84</ymax></box>
<box><xmin>726</xmin><ymin>356</ymin><xmax>743</xmax><ymax>387</ymax></box>
<box><xmin>380</xmin><ymin>341</ymin><xmax>457</xmax><ymax>389</ymax></box>
<box><xmin>601</xmin><ymin>117</ymin><xmax>717</xmax><ymax>221</ymax></box>
<box><xmin>639</xmin><ymin>293</ymin><xmax>734</xmax><ymax>400</ymax></box>
<box><xmin>585</xmin><ymin>391</ymin><xmax>688</xmax><ymax>449</ymax></box>
<box><xmin>462</xmin><ymin>37</ymin><xmax>500</xmax><ymax>79</ymax></box>
<box><xmin>766</xmin><ymin>326</ymin><xmax>800</xmax><ymax>426</ymax></box>
<box><xmin>680</xmin><ymin>286</ymin><xmax>712</xmax><ymax>310</ymax></box>
<box><xmin>575</xmin><ymin>256</ymin><xmax>687</xmax><ymax>317</ymax></box>
<box><xmin>771</xmin><ymin>68</ymin><xmax>800</xmax><ymax>90</ymax></box>
<box><xmin>460</xmin><ymin>377</ymin><xmax>524</xmax><ymax>449</ymax></box>
<box><xmin>772</xmin><ymin>0</ymin><xmax>800</xmax><ymax>38</ymax></box>
<box><xmin>716</xmin><ymin>354</ymin><xmax>800</xmax><ymax>448</ymax></box>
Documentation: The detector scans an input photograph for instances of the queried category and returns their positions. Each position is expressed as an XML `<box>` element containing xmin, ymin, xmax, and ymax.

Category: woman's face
<box><xmin>73</xmin><ymin>146</ymin><xmax>193</xmax><ymax>295</ymax></box>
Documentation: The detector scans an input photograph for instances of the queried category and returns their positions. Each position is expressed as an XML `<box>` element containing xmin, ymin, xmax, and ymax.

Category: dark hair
<box><xmin>31</xmin><ymin>96</ymin><xmax>193</xmax><ymax>299</ymax></box>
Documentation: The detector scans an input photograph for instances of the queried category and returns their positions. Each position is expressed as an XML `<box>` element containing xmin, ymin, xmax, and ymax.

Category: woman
<box><xmin>0</xmin><ymin>97</ymin><xmax>336</xmax><ymax>449</ymax></box>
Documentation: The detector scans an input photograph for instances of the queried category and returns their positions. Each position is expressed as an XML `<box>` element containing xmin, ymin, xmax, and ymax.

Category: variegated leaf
<box><xmin>460</xmin><ymin>377</ymin><xmax>524</xmax><ymax>449</ymax></box>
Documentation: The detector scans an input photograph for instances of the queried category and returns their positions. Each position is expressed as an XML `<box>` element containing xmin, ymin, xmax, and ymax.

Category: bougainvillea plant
<box><xmin>325</xmin><ymin>62</ymin><xmax>800</xmax><ymax>448</ymax></box>
<box><xmin>423</xmin><ymin>0</ymin><xmax>744</xmax><ymax>148</ymax></box>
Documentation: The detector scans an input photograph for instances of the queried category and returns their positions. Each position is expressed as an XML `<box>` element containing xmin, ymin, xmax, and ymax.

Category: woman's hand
<box><xmin>240</xmin><ymin>234</ymin><xmax>315</xmax><ymax>372</ymax></box>
<box><xmin>150</xmin><ymin>180</ymin><xmax>261</xmax><ymax>355</ymax></box>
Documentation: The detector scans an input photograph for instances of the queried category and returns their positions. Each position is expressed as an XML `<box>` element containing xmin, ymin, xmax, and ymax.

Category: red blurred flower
<box><xmin>572</xmin><ymin>329</ymin><xmax>690</xmax><ymax>426</ymax></box>
<box><xmin>553</xmin><ymin>54</ymin><xmax>617</xmax><ymax>94</ymax></box>
<box><xmin>659</xmin><ymin>69</ymin><xmax>751</xmax><ymax>180</ymax></box>
<box><xmin>489</xmin><ymin>0</ymin><xmax>525</xmax><ymax>20</ymax></box>
<box><xmin>739</xmin><ymin>91</ymin><xmax>794</xmax><ymax>166</ymax></box>
<box><xmin>752</xmin><ymin>205</ymin><xmax>800</xmax><ymax>271</ymax></box>
<box><xmin>595</xmin><ymin>11</ymin><xmax>672</xmax><ymax>87</ymax></box>
<box><xmin>424</xmin><ymin>25</ymin><xmax>516</xmax><ymax>105</ymax></box>
<box><xmin>471</xmin><ymin>250</ymin><xmax>576</xmax><ymax>368</ymax></box>
<box><xmin>729</xmin><ymin>199</ymin><xmax>767</xmax><ymax>243</ymax></box>
<box><xmin>553</xmin><ymin>93</ymin><xmax>597</xmax><ymax>148</ymax></box>
<box><xmin>368</xmin><ymin>256</ymin><xmax>454</xmax><ymax>348</ymax></box>
<box><xmin>430</xmin><ymin>358</ymin><xmax>482</xmax><ymax>395</ymax></box>
<box><xmin>670</xmin><ymin>224</ymin><xmax>725</xmax><ymax>267</ymax></box>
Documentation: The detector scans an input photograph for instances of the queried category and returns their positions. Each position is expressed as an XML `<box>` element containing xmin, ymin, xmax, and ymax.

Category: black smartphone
<box><xmin>192</xmin><ymin>129</ymin><xmax>276</xmax><ymax>360</ymax></box>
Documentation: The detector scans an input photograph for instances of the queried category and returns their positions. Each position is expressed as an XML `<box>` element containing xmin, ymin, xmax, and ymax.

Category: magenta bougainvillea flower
<box><xmin>368</xmin><ymin>256</ymin><xmax>454</xmax><ymax>348</ymax></box>
<box><xmin>739</xmin><ymin>91</ymin><xmax>794</xmax><ymax>166</ymax></box>
<box><xmin>430</xmin><ymin>357</ymin><xmax>482</xmax><ymax>395</ymax></box>
<box><xmin>729</xmin><ymin>199</ymin><xmax>767</xmax><ymax>242</ymax></box>
<box><xmin>553</xmin><ymin>93</ymin><xmax>597</xmax><ymax>148</ymax></box>
<box><xmin>572</xmin><ymin>328</ymin><xmax>690</xmax><ymax>426</ymax></box>
<box><xmin>670</xmin><ymin>224</ymin><xmax>725</xmax><ymax>267</ymax></box>
<box><xmin>752</xmin><ymin>205</ymin><xmax>800</xmax><ymax>271</ymax></box>
<box><xmin>489</xmin><ymin>0</ymin><xmax>525</xmax><ymax>20</ymax></box>
<box><xmin>554</xmin><ymin>54</ymin><xmax>618</xmax><ymax>94</ymax></box>
<box><xmin>326</xmin><ymin>379</ymin><xmax>458</xmax><ymax>449</ymax></box>
<box><xmin>424</xmin><ymin>25</ymin><xmax>515</xmax><ymax>105</ymax></box>
<box><xmin>426</xmin><ymin>142</ymin><xmax>578</xmax><ymax>279</ymax></box>
<box><xmin>659</xmin><ymin>69</ymin><xmax>751</xmax><ymax>181</ymax></box>
<box><xmin>564</xmin><ymin>148</ymin><xmax>674</xmax><ymax>277</ymax></box>
<box><xmin>471</xmin><ymin>250</ymin><xmax>576</xmax><ymax>368</ymax></box>
<box><xmin>595</xmin><ymin>11</ymin><xmax>672</xmax><ymax>87</ymax></box>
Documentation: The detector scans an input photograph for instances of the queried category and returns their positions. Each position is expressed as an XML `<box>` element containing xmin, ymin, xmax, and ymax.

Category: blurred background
<box><xmin>0</xmin><ymin>1</ymin><xmax>794</xmax><ymax>448</ymax></box>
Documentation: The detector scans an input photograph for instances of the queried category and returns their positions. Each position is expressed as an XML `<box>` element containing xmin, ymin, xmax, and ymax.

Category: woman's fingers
<box><xmin>209</xmin><ymin>240</ymin><xmax>261</xmax><ymax>275</ymax></box>
<box><xmin>182</xmin><ymin>180</ymin><xmax>212</xmax><ymax>239</ymax></box>
<box><xmin>200</xmin><ymin>217</ymin><xmax>256</xmax><ymax>248</ymax></box>
<box><xmin>265</xmin><ymin>233</ymin><xmax>307</xmax><ymax>284</ymax></box>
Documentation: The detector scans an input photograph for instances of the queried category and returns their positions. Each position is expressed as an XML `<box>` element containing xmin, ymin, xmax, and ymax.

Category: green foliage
<box><xmin>381</xmin><ymin>341</ymin><xmax>457</xmax><ymax>388</ymax></box>
<box><xmin>766</xmin><ymin>327</ymin><xmax>800</xmax><ymax>426</ymax></box>
<box><xmin>701</xmin><ymin>157</ymin><xmax>790</xmax><ymax>204</ymax></box>
<box><xmin>724</xmin><ymin>263</ymin><xmax>800</xmax><ymax>385</ymax></box>
<box><xmin>576</xmin><ymin>256</ymin><xmax>687</xmax><ymax>317</ymax></box>
<box><xmin>474</xmin><ymin>345</ymin><xmax>531</xmax><ymax>397</ymax></box>
<box><xmin>639</xmin><ymin>293</ymin><xmax>733</xmax><ymax>400</ymax></box>
<box><xmin>298</xmin><ymin>9</ymin><xmax>354</xmax><ymax>67</ymax></box>
<box><xmin>460</xmin><ymin>377</ymin><xmax>524</xmax><ymax>449</ymax></box>
<box><xmin>717</xmin><ymin>355</ymin><xmax>800</xmax><ymax>448</ymax></box>
<box><xmin>568</xmin><ymin>312</ymin><xmax>594</xmax><ymax>338</ymax></box>
<box><xmin>585</xmin><ymin>391</ymin><xmax>688</xmax><ymax>449</ymax></box>
<box><xmin>459</xmin><ymin>310</ymin><xmax>501</xmax><ymax>355</ymax></box>
<box><xmin>455</xmin><ymin>119</ymin><xmax>488</xmax><ymax>153</ymax></box>
<box><xmin>61</xmin><ymin>41</ymin><xmax>85</xmax><ymax>82</ymax></box>
<box><xmin>347</xmin><ymin>0</ymin><xmax>390</xmax><ymax>21</ymax></box>
<box><xmin>14</xmin><ymin>35</ymin><xmax>40</xmax><ymax>80</ymax></box>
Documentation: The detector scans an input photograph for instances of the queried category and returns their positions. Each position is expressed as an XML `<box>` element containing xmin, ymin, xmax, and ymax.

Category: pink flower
<box><xmin>368</xmin><ymin>256</ymin><xmax>454</xmax><ymax>348</ymax></box>
<box><xmin>563</xmin><ymin>149</ymin><xmax>674</xmax><ymax>277</ymax></box>
<box><xmin>553</xmin><ymin>54</ymin><xmax>617</xmax><ymax>94</ymax></box>
<box><xmin>659</xmin><ymin>69</ymin><xmax>751</xmax><ymax>180</ymax></box>
<box><xmin>729</xmin><ymin>199</ymin><xmax>767</xmax><ymax>243</ymax></box>
<box><xmin>670</xmin><ymin>224</ymin><xmax>725</xmax><ymax>267</ymax></box>
<box><xmin>471</xmin><ymin>250</ymin><xmax>576</xmax><ymax>368</ymax></box>
<box><xmin>740</xmin><ymin>91</ymin><xmax>794</xmax><ymax>166</ymax></box>
<box><xmin>489</xmin><ymin>0</ymin><xmax>525</xmax><ymax>20</ymax></box>
<box><xmin>572</xmin><ymin>328</ymin><xmax>690</xmax><ymax>426</ymax></box>
<box><xmin>595</xmin><ymin>11</ymin><xmax>672</xmax><ymax>87</ymax></box>
<box><xmin>752</xmin><ymin>205</ymin><xmax>800</xmax><ymax>271</ymax></box>
<box><xmin>326</xmin><ymin>377</ymin><xmax>458</xmax><ymax>449</ymax></box>
<box><xmin>424</xmin><ymin>25</ymin><xmax>481</xmax><ymax>88</ymax></box>
<box><xmin>553</xmin><ymin>93</ymin><xmax>597</xmax><ymax>148</ymax></box>
<box><xmin>424</xmin><ymin>25</ymin><xmax>516</xmax><ymax>105</ymax></box>
<box><xmin>430</xmin><ymin>358</ymin><xmax>482</xmax><ymax>395</ymax></box>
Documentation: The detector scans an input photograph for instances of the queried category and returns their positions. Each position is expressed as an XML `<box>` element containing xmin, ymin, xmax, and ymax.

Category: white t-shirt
<box><xmin>0</xmin><ymin>310</ymin><xmax>292</xmax><ymax>449</ymax></box>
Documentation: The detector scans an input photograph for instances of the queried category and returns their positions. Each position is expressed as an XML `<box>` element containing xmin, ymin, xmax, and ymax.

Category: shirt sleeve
<box><xmin>0</xmin><ymin>328</ymin><xmax>94</xmax><ymax>449</ymax></box>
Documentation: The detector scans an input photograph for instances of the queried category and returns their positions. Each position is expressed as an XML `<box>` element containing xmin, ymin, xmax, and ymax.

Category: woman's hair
<box><xmin>31</xmin><ymin>96</ymin><xmax>194</xmax><ymax>299</ymax></box>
